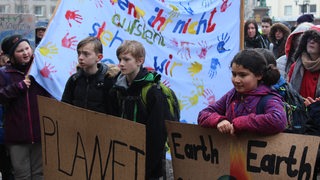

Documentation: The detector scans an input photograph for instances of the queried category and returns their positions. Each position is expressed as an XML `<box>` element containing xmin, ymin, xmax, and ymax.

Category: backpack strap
<box><xmin>141</xmin><ymin>81</ymin><xmax>180</xmax><ymax>121</ymax></box>
<box><xmin>141</xmin><ymin>82</ymin><xmax>157</xmax><ymax>108</ymax></box>
<box><xmin>256</xmin><ymin>95</ymin><xmax>274</xmax><ymax>114</ymax></box>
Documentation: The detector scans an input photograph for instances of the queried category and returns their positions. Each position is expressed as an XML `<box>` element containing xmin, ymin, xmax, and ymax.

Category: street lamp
<box><xmin>294</xmin><ymin>0</ymin><xmax>310</xmax><ymax>14</ymax></box>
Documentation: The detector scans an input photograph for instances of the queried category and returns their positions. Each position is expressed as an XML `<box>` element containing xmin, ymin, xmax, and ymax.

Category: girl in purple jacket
<box><xmin>0</xmin><ymin>35</ymin><xmax>51</xmax><ymax>180</ymax></box>
<box><xmin>198</xmin><ymin>49</ymin><xmax>287</xmax><ymax>135</ymax></box>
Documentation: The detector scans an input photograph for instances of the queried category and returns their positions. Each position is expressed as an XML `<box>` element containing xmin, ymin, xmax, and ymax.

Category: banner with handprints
<box><xmin>30</xmin><ymin>0</ymin><xmax>240</xmax><ymax>124</ymax></box>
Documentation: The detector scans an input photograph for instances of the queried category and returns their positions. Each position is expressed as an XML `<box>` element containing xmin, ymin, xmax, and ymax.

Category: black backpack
<box><xmin>116</xmin><ymin>72</ymin><xmax>180</xmax><ymax>122</ymax></box>
<box><xmin>257</xmin><ymin>83</ymin><xmax>309</xmax><ymax>133</ymax></box>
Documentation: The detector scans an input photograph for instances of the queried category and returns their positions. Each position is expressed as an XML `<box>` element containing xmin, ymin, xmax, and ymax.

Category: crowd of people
<box><xmin>0</xmin><ymin>13</ymin><xmax>319</xmax><ymax>180</ymax></box>
<box><xmin>235</xmin><ymin>13</ymin><xmax>319</xmax><ymax>179</ymax></box>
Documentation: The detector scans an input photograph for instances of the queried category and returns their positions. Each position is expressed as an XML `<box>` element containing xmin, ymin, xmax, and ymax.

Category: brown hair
<box><xmin>116</xmin><ymin>40</ymin><xmax>145</xmax><ymax>62</ymax></box>
<box><xmin>77</xmin><ymin>36</ymin><xmax>102</xmax><ymax>54</ymax></box>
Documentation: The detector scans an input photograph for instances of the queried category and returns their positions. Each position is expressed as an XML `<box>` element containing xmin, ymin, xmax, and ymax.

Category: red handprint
<box><xmin>95</xmin><ymin>0</ymin><xmax>103</xmax><ymax>8</ymax></box>
<box><xmin>162</xmin><ymin>79</ymin><xmax>171</xmax><ymax>88</ymax></box>
<box><xmin>65</xmin><ymin>10</ymin><xmax>83</xmax><ymax>27</ymax></box>
<box><xmin>110</xmin><ymin>0</ymin><xmax>116</xmax><ymax>5</ymax></box>
<box><xmin>69</xmin><ymin>61</ymin><xmax>78</xmax><ymax>76</ymax></box>
<box><xmin>203</xmin><ymin>89</ymin><xmax>215</xmax><ymax>105</ymax></box>
<box><xmin>40</xmin><ymin>62</ymin><xmax>57</xmax><ymax>80</ymax></box>
<box><xmin>221</xmin><ymin>0</ymin><xmax>232</xmax><ymax>12</ymax></box>
<box><xmin>177</xmin><ymin>41</ymin><xmax>194</xmax><ymax>61</ymax></box>
<box><xmin>170</xmin><ymin>38</ymin><xmax>179</xmax><ymax>48</ymax></box>
<box><xmin>198</xmin><ymin>41</ymin><xmax>213</xmax><ymax>59</ymax></box>
<box><xmin>62</xmin><ymin>33</ymin><xmax>78</xmax><ymax>50</ymax></box>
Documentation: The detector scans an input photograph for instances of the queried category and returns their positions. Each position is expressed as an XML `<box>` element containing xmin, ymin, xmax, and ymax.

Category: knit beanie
<box><xmin>297</xmin><ymin>14</ymin><xmax>314</xmax><ymax>24</ymax></box>
<box><xmin>1</xmin><ymin>35</ymin><xmax>30</xmax><ymax>56</ymax></box>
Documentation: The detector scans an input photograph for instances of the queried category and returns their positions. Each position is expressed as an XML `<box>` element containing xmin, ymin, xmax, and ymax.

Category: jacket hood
<box><xmin>269</xmin><ymin>23</ymin><xmax>291</xmax><ymax>44</ymax></box>
<box><xmin>294</xmin><ymin>25</ymin><xmax>320</xmax><ymax>60</ymax></box>
<box><xmin>232</xmin><ymin>84</ymin><xmax>283</xmax><ymax>102</ymax></box>
<box><xmin>78</xmin><ymin>63</ymin><xmax>107</xmax><ymax>77</ymax></box>
<box><xmin>115</xmin><ymin>68</ymin><xmax>161</xmax><ymax>89</ymax></box>
<box><xmin>285</xmin><ymin>22</ymin><xmax>314</xmax><ymax>56</ymax></box>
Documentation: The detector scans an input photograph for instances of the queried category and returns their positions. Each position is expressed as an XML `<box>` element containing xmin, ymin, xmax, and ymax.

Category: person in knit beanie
<box><xmin>292</xmin><ymin>14</ymin><xmax>315</xmax><ymax>31</ymax></box>
<box><xmin>288</xmin><ymin>25</ymin><xmax>320</xmax><ymax>100</ymax></box>
<box><xmin>1</xmin><ymin>35</ymin><xmax>30</xmax><ymax>57</ymax></box>
<box><xmin>0</xmin><ymin>34</ymin><xmax>51</xmax><ymax>179</ymax></box>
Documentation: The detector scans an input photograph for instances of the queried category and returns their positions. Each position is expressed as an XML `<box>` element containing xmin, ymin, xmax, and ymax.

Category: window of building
<box><xmin>0</xmin><ymin>5</ymin><xmax>8</xmax><ymax>13</ymax></box>
<box><xmin>299</xmin><ymin>4</ymin><xmax>308</xmax><ymax>14</ymax></box>
<box><xmin>310</xmin><ymin>4</ymin><xmax>316</xmax><ymax>13</ymax></box>
<box><xmin>284</xmin><ymin>5</ymin><xmax>292</xmax><ymax>16</ymax></box>
<box><xmin>15</xmin><ymin>5</ymin><xmax>27</xmax><ymax>13</ymax></box>
<box><xmin>34</xmin><ymin>5</ymin><xmax>45</xmax><ymax>16</ymax></box>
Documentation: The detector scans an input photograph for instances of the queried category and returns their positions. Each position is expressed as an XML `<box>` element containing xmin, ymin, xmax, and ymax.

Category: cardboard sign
<box><xmin>38</xmin><ymin>96</ymin><xmax>146</xmax><ymax>180</ymax></box>
<box><xmin>0</xmin><ymin>14</ymin><xmax>35</xmax><ymax>47</ymax></box>
<box><xmin>166</xmin><ymin>121</ymin><xmax>320</xmax><ymax>179</ymax></box>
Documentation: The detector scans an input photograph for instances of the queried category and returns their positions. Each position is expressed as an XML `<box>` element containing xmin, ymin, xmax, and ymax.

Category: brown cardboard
<box><xmin>38</xmin><ymin>96</ymin><xmax>146</xmax><ymax>180</ymax></box>
<box><xmin>166</xmin><ymin>121</ymin><xmax>320</xmax><ymax>179</ymax></box>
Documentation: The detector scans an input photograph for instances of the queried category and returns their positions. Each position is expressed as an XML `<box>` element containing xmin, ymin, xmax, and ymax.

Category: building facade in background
<box><xmin>245</xmin><ymin>0</ymin><xmax>319</xmax><ymax>24</ymax></box>
<box><xmin>0</xmin><ymin>0</ymin><xmax>58</xmax><ymax>22</ymax></box>
<box><xmin>267</xmin><ymin>0</ymin><xmax>319</xmax><ymax>22</ymax></box>
<box><xmin>0</xmin><ymin>0</ymin><xmax>317</xmax><ymax>29</ymax></box>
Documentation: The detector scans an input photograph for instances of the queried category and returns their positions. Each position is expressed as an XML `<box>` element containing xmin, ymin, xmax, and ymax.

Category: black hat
<box><xmin>36</xmin><ymin>26</ymin><xmax>46</xmax><ymax>30</ymax></box>
<box><xmin>35</xmin><ymin>21</ymin><xmax>48</xmax><ymax>30</ymax></box>
<box><xmin>297</xmin><ymin>14</ymin><xmax>314</xmax><ymax>24</ymax></box>
<box><xmin>1</xmin><ymin>35</ymin><xmax>30</xmax><ymax>56</ymax></box>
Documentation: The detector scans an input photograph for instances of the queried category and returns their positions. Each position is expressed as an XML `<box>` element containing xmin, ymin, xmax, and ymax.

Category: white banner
<box><xmin>30</xmin><ymin>0</ymin><xmax>241</xmax><ymax>124</ymax></box>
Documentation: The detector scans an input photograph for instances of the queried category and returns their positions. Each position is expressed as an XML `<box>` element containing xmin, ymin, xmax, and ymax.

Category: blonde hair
<box><xmin>116</xmin><ymin>40</ymin><xmax>145</xmax><ymax>62</ymax></box>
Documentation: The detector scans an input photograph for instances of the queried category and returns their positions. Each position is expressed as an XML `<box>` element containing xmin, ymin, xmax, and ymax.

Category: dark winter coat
<box><xmin>61</xmin><ymin>63</ymin><xmax>114</xmax><ymax>114</ymax></box>
<box><xmin>304</xmin><ymin>101</ymin><xmax>320</xmax><ymax>135</ymax></box>
<box><xmin>244</xmin><ymin>33</ymin><xmax>267</xmax><ymax>49</ymax></box>
<box><xmin>0</xmin><ymin>63</ymin><xmax>51</xmax><ymax>144</ymax></box>
<box><xmin>198</xmin><ymin>84</ymin><xmax>287</xmax><ymax>135</ymax></box>
<box><xmin>304</xmin><ymin>101</ymin><xmax>320</xmax><ymax>179</ymax></box>
<box><xmin>110</xmin><ymin>68</ymin><xmax>167</xmax><ymax>179</ymax></box>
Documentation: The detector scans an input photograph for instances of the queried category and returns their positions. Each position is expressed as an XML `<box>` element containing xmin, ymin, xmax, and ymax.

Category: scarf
<box><xmin>301</xmin><ymin>52</ymin><xmax>320</xmax><ymax>72</ymax></box>
<box><xmin>290</xmin><ymin>55</ymin><xmax>320</xmax><ymax>98</ymax></box>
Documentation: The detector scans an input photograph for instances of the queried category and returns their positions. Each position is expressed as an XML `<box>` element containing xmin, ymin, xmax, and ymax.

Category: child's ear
<box><xmin>97</xmin><ymin>53</ymin><xmax>103</xmax><ymax>61</ymax></box>
<box><xmin>137</xmin><ymin>57</ymin><xmax>144</xmax><ymax>65</ymax></box>
<box><xmin>257</xmin><ymin>75</ymin><xmax>263</xmax><ymax>80</ymax></box>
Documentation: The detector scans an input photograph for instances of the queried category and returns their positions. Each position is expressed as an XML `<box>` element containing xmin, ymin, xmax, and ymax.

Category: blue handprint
<box><xmin>217</xmin><ymin>33</ymin><xmax>231</xmax><ymax>53</ymax></box>
<box><xmin>208</xmin><ymin>58</ymin><xmax>220</xmax><ymax>79</ymax></box>
<box><xmin>179</xmin><ymin>2</ymin><xmax>194</xmax><ymax>15</ymax></box>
